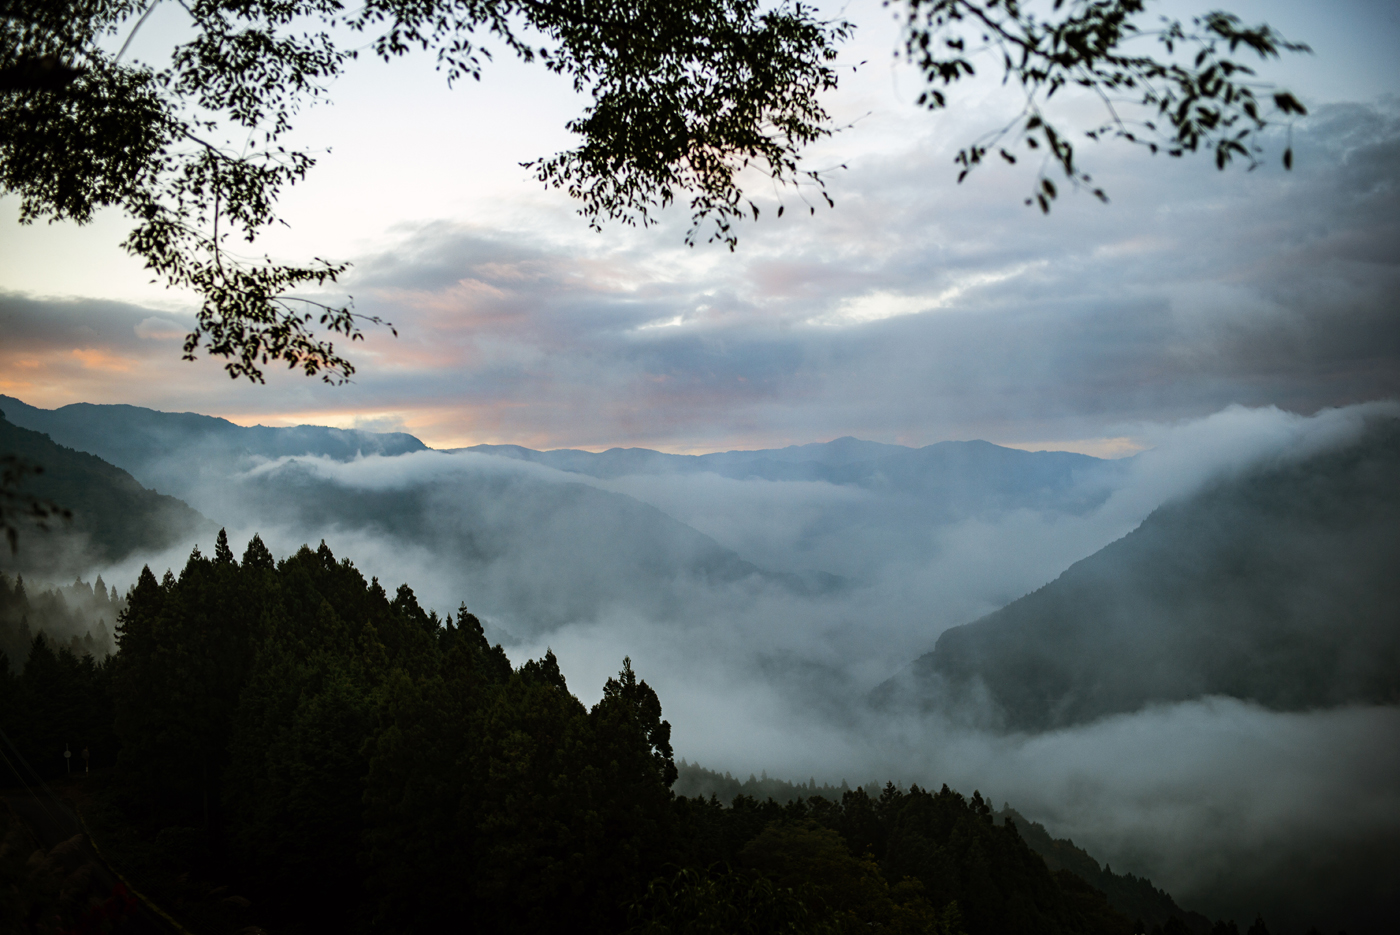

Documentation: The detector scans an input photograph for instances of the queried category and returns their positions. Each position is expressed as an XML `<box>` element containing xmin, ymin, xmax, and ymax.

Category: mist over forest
<box><xmin>2</xmin><ymin>394</ymin><xmax>1397</xmax><ymax>931</ymax></box>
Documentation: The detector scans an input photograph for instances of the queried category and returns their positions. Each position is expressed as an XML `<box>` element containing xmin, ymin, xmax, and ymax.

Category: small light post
<box><xmin>83</xmin><ymin>746</ymin><xmax>90</xmax><ymax>774</ymax></box>
<box><xmin>64</xmin><ymin>743</ymin><xmax>72</xmax><ymax>777</ymax></box>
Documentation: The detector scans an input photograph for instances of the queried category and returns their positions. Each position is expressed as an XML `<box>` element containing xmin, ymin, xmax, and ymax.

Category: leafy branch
<box><xmin>899</xmin><ymin>0</ymin><xmax>1310</xmax><ymax>210</ymax></box>
<box><xmin>2</xmin><ymin>0</ymin><xmax>851</xmax><ymax>378</ymax></box>
<box><xmin>2</xmin><ymin>0</ymin><xmax>1314</xmax><ymax>382</ymax></box>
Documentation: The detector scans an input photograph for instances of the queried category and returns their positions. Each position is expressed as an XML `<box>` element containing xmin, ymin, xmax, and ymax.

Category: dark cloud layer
<box><xmin>4</xmin><ymin>102</ymin><xmax>1396</xmax><ymax>450</ymax></box>
<box><xmin>337</xmin><ymin>100</ymin><xmax>1400</xmax><ymax>448</ymax></box>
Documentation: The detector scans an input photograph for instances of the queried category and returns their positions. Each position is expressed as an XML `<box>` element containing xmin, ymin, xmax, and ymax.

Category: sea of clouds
<box><xmin>74</xmin><ymin>400</ymin><xmax>1400</xmax><ymax>929</ymax></box>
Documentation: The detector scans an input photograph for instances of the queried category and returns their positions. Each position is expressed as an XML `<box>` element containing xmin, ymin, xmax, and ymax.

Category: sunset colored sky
<box><xmin>2</xmin><ymin>0</ymin><xmax>1397</xmax><ymax>453</ymax></box>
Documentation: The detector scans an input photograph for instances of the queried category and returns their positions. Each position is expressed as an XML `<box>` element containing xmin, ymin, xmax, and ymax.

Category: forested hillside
<box><xmin>0</xmin><ymin>532</ymin><xmax>1199</xmax><ymax>935</ymax></box>
<box><xmin>0</xmin><ymin>411</ymin><xmax>211</xmax><ymax>577</ymax></box>
<box><xmin>0</xmin><ymin>572</ymin><xmax>120</xmax><ymax>667</ymax></box>
<box><xmin>674</xmin><ymin>762</ymin><xmax>1217</xmax><ymax>935</ymax></box>
<box><xmin>879</xmin><ymin>415</ymin><xmax>1400</xmax><ymax>729</ymax></box>
<box><xmin>993</xmin><ymin>808</ymin><xmax>1213</xmax><ymax>935</ymax></box>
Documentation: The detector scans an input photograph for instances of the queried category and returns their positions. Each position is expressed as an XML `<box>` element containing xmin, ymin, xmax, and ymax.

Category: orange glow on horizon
<box><xmin>69</xmin><ymin>347</ymin><xmax>136</xmax><ymax>373</ymax></box>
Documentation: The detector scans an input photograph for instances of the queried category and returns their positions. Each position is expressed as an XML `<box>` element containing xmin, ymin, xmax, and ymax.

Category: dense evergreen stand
<box><xmin>2</xmin><ymin>532</ymin><xmax>1284</xmax><ymax>935</ymax></box>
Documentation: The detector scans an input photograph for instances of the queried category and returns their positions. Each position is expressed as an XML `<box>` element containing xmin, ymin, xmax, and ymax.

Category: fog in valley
<box><xmin>14</xmin><ymin>398</ymin><xmax>1394</xmax><ymax>929</ymax></box>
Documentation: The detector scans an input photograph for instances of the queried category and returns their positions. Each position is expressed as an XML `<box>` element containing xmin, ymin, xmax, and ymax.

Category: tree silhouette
<box><xmin>901</xmin><ymin>1</ymin><xmax>1309</xmax><ymax>211</ymax></box>
<box><xmin>1</xmin><ymin>0</ymin><xmax>1308</xmax><ymax>383</ymax></box>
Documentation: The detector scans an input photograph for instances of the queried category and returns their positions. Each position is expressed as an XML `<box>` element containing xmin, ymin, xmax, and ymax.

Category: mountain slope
<box><xmin>995</xmin><ymin>807</ymin><xmax>1211</xmax><ymax>935</ymax></box>
<box><xmin>0</xmin><ymin>410</ymin><xmax>211</xmax><ymax>576</ymax></box>
<box><xmin>878</xmin><ymin>415</ymin><xmax>1400</xmax><ymax>730</ymax></box>
<box><xmin>0</xmin><ymin>395</ymin><xmax>427</xmax><ymax>498</ymax></box>
<box><xmin>0</xmin><ymin>397</ymin><xmax>847</xmax><ymax>629</ymax></box>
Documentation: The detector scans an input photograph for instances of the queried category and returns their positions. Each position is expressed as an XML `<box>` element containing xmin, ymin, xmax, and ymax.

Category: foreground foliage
<box><xmin>1</xmin><ymin>1</ymin><xmax>1308</xmax><ymax>382</ymax></box>
<box><xmin>0</xmin><ymin>0</ymin><xmax>848</xmax><ymax>382</ymax></box>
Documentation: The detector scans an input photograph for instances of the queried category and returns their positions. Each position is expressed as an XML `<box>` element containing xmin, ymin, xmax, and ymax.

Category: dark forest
<box><xmin>1</xmin><ymin>532</ymin><xmax>1314</xmax><ymax>935</ymax></box>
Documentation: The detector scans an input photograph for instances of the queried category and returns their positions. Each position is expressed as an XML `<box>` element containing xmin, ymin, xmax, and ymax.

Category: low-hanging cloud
<box><xmin>51</xmin><ymin>396</ymin><xmax>1398</xmax><ymax>933</ymax></box>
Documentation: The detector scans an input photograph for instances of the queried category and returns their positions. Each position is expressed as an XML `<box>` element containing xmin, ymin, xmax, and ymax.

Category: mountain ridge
<box><xmin>461</xmin><ymin>436</ymin><xmax>1126</xmax><ymax>519</ymax></box>
<box><xmin>0</xmin><ymin>395</ymin><xmax>428</xmax><ymax>499</ymax></box>
<box><xmin>875</xmin><ymin>414</ymin><xmax>1400</xmax><ymax>730</ymax></box>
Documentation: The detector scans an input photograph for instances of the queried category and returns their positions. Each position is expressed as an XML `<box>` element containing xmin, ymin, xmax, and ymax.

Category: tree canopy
<box><xmin>0</xmin><ymin>0</ymin><xmax>1308</xmax><ymax>382</ymax></box>
<box><xmin>0</xmin><ymin>532</ymin><xmax>1321</xmax><ymax>934</ymax></box>
<box><xmin>0</xmin><ymin>531</ymin><xmax>1134</xmax><ymax>934</ymax></box>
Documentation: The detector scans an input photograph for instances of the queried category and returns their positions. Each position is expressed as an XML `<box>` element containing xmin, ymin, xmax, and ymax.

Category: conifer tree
<box><xmin>214</xmin><ymin>528</ymin><xmax>235</xmax><ymax>565</ymax></box>
<box><xmin>241</xmin><ymin>533</ymin><xmax>275</xmax><ymax>571</ymax></box>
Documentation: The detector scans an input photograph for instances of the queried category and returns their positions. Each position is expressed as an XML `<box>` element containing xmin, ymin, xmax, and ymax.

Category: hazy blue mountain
<box><xmin>2</xmin><ymin>394</ymin><xmax>1132</xmax><ymax>633</ymax></box>
<box><xmin>0</xmin><ymin>409</ymin><xmax>212</xmax><ymax>577</ymax></box>
<box><xmin>462</xmin><ymin>436</ymin><xmax>910</xmax><ymax>476</ymax></box>
<box><xmin>464</xmin><ymin>436</ymin><xmax>1126</xmax><ymax>518</ymax></box>
<box><xmin>3</xmin><ymin>393</ymin><xmax>1123</xmax><ymax>524</ymax></box>
<box><xmin>0</xmin><ymin>395</ymin><xmax>427</xmax><ymax>499</ymax></box>
<box><xmin>0</xmin><ymin>396</ymin><xmax>848</xmax><ymax>626</ymax></box>
<box><xmin>876</xmin><ymin>415</ymin><xmax>1400</xmax><ymax>730</ymax></box>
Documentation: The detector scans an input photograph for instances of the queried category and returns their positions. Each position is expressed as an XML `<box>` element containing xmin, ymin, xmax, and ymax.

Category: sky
<box><xmin>2</xmin><ymin>0</ymin><xmax>1397</xmax><ymax>455</ymax></box>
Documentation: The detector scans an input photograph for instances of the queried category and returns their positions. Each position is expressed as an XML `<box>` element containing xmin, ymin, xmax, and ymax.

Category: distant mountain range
<box><xmin>10</xmin><ymin>396</ymin><xmax>1396</xmax><ymax>713</ymax></box>
<box><xmin>875</xmin><ymin>414</ymin><xmax>1400</xmax><ymax>729</ymax></box>
<box><xmin>464</xmin><ymin>437</ymin><xmax>1125</xmax><ymax>519</ymax></box>
<box><xmin>0</xmin><ymin>397</ymin><xmax>1136</xmax><ymax>633</ymax></box>
<box><xmin>2</xmin><ymin>396</ymin><xmax>1125</xmax><ymax>523</ymax></box>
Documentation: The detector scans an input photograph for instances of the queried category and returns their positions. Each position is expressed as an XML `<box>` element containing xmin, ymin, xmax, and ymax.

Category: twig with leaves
<box><xmin>899</xmin><ymin>0</ymin><xmax>1310</xmax><ymax>211</ymax></box>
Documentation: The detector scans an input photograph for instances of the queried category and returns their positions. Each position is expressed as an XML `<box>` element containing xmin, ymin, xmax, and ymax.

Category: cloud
<box><xmin>326</xmin><ymin>100</ymin><xmax>1400</xmax><ymax>450</ymax></box>
<box><xmin>134</xmin><ymin>317</ymin><xmax>188</xmax><ymax>341</ymax></box>
<box><xmin>5</xmin><ymin>99</ymin><xmax>1398</xmax><ymax>452</ymax></box>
